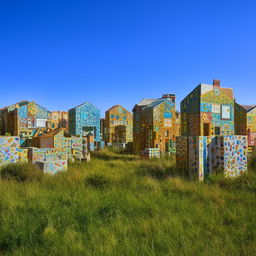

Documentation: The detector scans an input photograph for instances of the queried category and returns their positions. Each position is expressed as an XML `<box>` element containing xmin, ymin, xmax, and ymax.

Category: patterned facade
<box><xmin>176</xmin><ymin>135</ymin><xmax>247</xmax><ymax>180</ymax></box>
<box><xmin>47</xmin><ymin>111</ymin><xmax>68</xmax><ymax>133</ymax></box>
<box><xmin>0</xmin><ymin>101</ymin><xmax>51</xmax><ymax>146</ymax></box>
<box><xmin>177</xmin><ymin>80</ymin><xmax>247</xmax><ymax>180</ymax></box>
<box><xmin>133</xmin><ymin>94</ymin><xmax>179</xmax><ymax>154</ymax></box>
<box><xmin>68</xmin><ymin>102</ymin><xmax>100</xmax><ymax>142</ymax></box>
<box><xmin>105</xmin><ymin>105</ymin><xmax>132</xmax><ymax>145</ymax></box>
<box><xmin>181</xmin><ymin>80</ymin><xmax>235</xmax><ymax>136</ymax></box>
<box><xmin>235</xmin><ymin>104</ymin><xmax>256</xmax><ymax>146</ymax></box>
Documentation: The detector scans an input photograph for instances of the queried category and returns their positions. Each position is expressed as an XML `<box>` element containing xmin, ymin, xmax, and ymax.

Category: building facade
<box><xmin>68</xmin><ymin>102</ymin><xmax>100</xmax><ymax>142</ymax></box>
<box><xmin>235</xmin><ymin>104</ymin><xmax>256</xmax><ymax>146</ymax></box>
<box><xmin>0</xmin><ymin>101</ymin><xmax>51</xmax><ymax>146</ymax></box>
<box><xmin>177</xmin><ymin>80</ymin><xmax>247</xmax><ymax>180</ymax></box>
<box><xmin>105</xmin><ymin>105</ymin><xmax>132</xmax><ymax>145</ymax></box>
<box><xmin>48</xmin><ymin>111</ymin><xmax>69</xmax><ymax>133</ymax></box>
<box><xmin>181</xmin><ymin>80</ymin><xmax>235</xmax><ymax>136</ymax></box>
<box><xmin>133</xmin><ymin>94</ymin><xmax>179</xmax><ymax>154</ymax></box>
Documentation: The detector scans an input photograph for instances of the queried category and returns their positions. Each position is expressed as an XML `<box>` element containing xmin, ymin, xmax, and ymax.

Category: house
<box><xmin>48</xmin><ymin>111</ymin><xmax>69</xmax><ymax>133</ymax></box>
<box><xmin>180</xmin><ymin>79</ymin><xmax>235</xmax><ymax>136</ymax></box>
<box><xmin>235</xmin><ymin>104</ymin><xmax>256</xmax><ymax>146</ymax></box>
<box><xmin>68</xmin><ymin>102</ymin><xmax>100</xmax><ymax>142</ymax></box>
<box><xmin>132</xmin><ymin>94</ymin><xmax>179</xmax><ymax>154</ymax></box>
<box><xmin>0</xmin><ymin>101</ymin><xmax>51</xmax><ymax>146</ymax></box>
<box><xmin>177</xmin><ymin>80</ymin><xmax>247</xmax><ymax>180</ymax></box>
<box><xmin>104</xmin><ymin>105</ymin><xmax>133</xmax><ymax>145</ymax></box>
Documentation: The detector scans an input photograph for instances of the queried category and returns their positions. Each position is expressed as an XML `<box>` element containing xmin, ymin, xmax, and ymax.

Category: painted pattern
<box><xmin>105</xmin><ymin>105</ymin><xmax>133</xmax><ymax>144</ymax></box>
<box><xmin>68</xmin><ymin>102</ymin><xmax>100</xmax><ymax>142</ymax></box>
<box><xmin>133</xmin><ymin>96</ymin><xmax>180</xmax><ymax>154</ymax></box>
<box><xmin>0</xmin><ymin>137</ymin><xmax>28</xmax><ymax>166</ymax></box>
<box><xmin>176</xmin><ymin>135</ymin><xmax>247</xmax><ymax>180</ymax></box>
<box><xmin>181</xmin><ymin>83</ymin><xmax>235</xmax><ymax>136</ymax></box>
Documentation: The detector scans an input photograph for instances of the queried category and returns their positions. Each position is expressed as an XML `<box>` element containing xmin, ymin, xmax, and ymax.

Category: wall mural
<box><xmin>68</xmin><ymin>102</ymin><xmax>100</xmax><ymax>142</ymax></box>
<box><xmin>105</xmin><ymin>105</ymin><xmax>133</xmax><ymax>145</ymax></box>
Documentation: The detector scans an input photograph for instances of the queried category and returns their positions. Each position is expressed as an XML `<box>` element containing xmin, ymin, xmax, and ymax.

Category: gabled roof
<box><xmin>0</xmin><ymin>100</ymin><xmax>29</xmax><ymax>111</ymax></box>
<box><xmin>106</xmin><ymin>105</ymin><xmax>130</xmax><ymax>113</ymax></box>
<box><xmin>240</xmin><ymin>105</ymin><xmax>256</xmax><ymax>112</ymax></box>
<box><xmin>137</xmin><ymin>99</ymin><xmax>155</xmax><ymax>107</ymax></box>
<box><xmin>36</xmin><ymin>128</ymin><xmax>64</xmax><ymax>138</ymax></box>
<box><xmin>69</xmin><ymin>102</ymin><xmax>100</xmax><ymax>111</ymax></box>
<box><xmin>144</xmin><ymin>97</ymin><xmax>174</xmax><ymax>110</ymax></box>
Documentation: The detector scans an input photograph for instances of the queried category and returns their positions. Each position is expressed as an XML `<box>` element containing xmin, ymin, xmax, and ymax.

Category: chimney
<box><xmin>213</xmin><ymin>79</ymin><xmax>220</xmax><ymax>87</ymax></box>
<box><xmin>162</xmin><ymin>94</ymin><xmax>176</xmax><ymax>103</ymax></box>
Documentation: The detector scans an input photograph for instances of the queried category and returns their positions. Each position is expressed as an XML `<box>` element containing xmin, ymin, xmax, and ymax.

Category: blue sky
<box><xmin>0</xmin><ymin>0</ymin><xmax>255</xmax><ymax>116</ymax></box>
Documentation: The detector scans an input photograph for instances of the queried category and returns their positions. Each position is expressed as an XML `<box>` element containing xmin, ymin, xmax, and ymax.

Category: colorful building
<box><xmin>181</xmin><ymin>80</ymin><xmax>235</xmax><ymax>136</ymax></box>
<box><xmin>48</xmin><ymin>111</ymin><xmax>68</xmax><ymax>133</ymax></box>
<box><xmin>177</xmin><ymin>80</ymin><xmax>247</xmax><ymax>180</ymax></box>
<box><xmin>235</xmin><ymin>104</ymin><xmax>256</xmax><ymax>146</ymax></box>
<box><xmin>133</xmin><ymin>94</ymin><xmax>179</xmax><ymax>154</ymax></box>
<box><xmin>0</xmin><ymin>101</ymin><xmax>51</xmax><ymax>146</ymax></box>
<box><xmin>68</xmin><ymin>102</ymin><xmax>101</xmax><ymax>142</ymax></box>
<box><xmin>104</xmin><ymin>105</ymin><xmax>133</xmax><ymax>145</ymax></box>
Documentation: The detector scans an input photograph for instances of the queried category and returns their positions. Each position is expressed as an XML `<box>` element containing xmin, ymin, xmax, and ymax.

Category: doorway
<box><xmin>203</xmin><ymin>123</ymin><xmax>210</xmax><ymax>136</ymax></box>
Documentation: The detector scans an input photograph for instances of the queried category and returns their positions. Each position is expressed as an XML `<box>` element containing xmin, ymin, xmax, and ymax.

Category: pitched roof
<box><xmin>144</xmin><ymin>97</ymin><xmax>174</xmax><ymax>110</ymax></box>
<box><xmin>137</xmin><ymin>99</ymin><xmax>155</xmax><ymax>106</ymax></box>
<box><xmin>0</xmin><ymin>100</ymin><xmax>29</xmax><ymax>111</ymax></box>
<box><xmin>69</xmin><ymin>102</ymin><xmax>99</xmax><ymax>111</ymax></box>
<box><xmin>36</xmin><ymin>128</ymin><xmax>64</xmax><ymax>138</ymax></box>
<box><xmin>240</xmin><ymin>105</ymin><xmax>256</xmax><ymax>112</ymax></box>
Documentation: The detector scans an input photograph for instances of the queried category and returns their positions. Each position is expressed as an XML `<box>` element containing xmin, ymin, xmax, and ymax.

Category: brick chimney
<box><xmin>162</xmin><ymin>94</ymin><xmax>176</xmax><ymax>103</ymax></box>
<box><xmin>213</xmin><ymin>79</ymin><xmax>220</xmax><ymax>87</ymax></box>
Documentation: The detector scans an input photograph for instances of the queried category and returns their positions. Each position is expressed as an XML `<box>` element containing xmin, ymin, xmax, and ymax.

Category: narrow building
<box><xmin>235</xmin><ymin>103</ymin><xmax>256</xmax><ymax>146</ymax></box>
<box><xmin>48</xmin><ymin>111</ymin><xmax>69</xmax><ymax>133</ymax></box>
<box><xmin>68</xmin><ymin>102</ymin><xmax>101</xmax><ymax>142</ymax></box>
<box><xmin>177</xmin><ymin>80</ymin><xmax>247</xmax><ymax>180</ymax></box>
<box><xmin>133</xmin><ymin>94</ymin><xmax>179</xmax><ymax>154</ymax></box>
<box><xmin>181</xmin><ymin>79</ymin><xmax>235</xmax><ymax>136</ymax></box>
<box><xmin>104</xmin><ymin>105</ymin><xmax>132</xmax><ymax>146</ymax></box>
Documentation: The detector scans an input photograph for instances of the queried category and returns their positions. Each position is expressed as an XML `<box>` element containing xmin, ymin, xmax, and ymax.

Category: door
<box><xmin>203</xmin><ymin>123</ymin><xmax>210</xmax><ymax>136</ymax></box>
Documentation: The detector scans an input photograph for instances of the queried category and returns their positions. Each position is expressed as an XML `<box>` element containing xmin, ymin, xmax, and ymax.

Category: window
<box><xmin>165</xmin><ymin>130</ymin><xmax>169</xmax><ymax>137</ymax></box>
<box><xmin>215</xmin><ymin>127</ymin><xmax>220</xmax><ymax>135</ymax></box>
<box><xmin>221</xmin><ymin>105</ymin><xmax>231</xmax><ymax>120</ymax></box>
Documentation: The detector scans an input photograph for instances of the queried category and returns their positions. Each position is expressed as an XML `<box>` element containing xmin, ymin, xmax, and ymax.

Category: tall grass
<box><xmin>0</xmin><ymin>151</ymin><xmax>255</xmax><ymax>255</ymax></box>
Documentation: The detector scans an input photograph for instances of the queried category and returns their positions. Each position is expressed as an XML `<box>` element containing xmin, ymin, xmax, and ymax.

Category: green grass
<box><xmin>0</xmin><ymin>150</ymin><xmax>256</xmax><ymax>256</ymax></box>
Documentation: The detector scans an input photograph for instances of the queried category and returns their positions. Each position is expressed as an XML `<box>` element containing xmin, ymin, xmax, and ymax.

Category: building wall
<box><xmin>246</xmin><ymin>108</ymin><xmax>256</xmax><ymax>146</ymax></box>
<box><xmin>0</xmin><ymin>137</ymin><xmax>28</xmax><ymax>166</ymax></box>
<box><xmin>176</xmin><ymin>136</ymin><xmax>247</xmax><ymax>180</ymax></box>
<box><xmin>181</xmin><ymin>84</ymin><xmax>235</xmax><ymax>136</ymax></box>
<box><xmin>105</xmin><ymin>105</ymin><xmax>132</xmax><ymax>144</ymax></box>
<box><xmin>133</xmin><ymin>105</ymin><xmax>146</xmax><ymax>154</ymax></box>
<box><xmin>0</xmin><ymin>101</ymin><xmax>51</xmax><ymax>146</ymax></box>
<box><xmin>48</xmin><ymin>111</ymin><xmax>69</xmax><ymax>132</ymax></box>
<box><xmin>68</xmin><ymin>102</ymin><xmax>100</xmax><ymax>141</ymax></box>
<box><xmin>234</xmin><ymin>103</ymin><xmax>247</xmax><ymax>136</ymax></box>
<box><xmin>133</xmin><ymin>97</ymin><xmax>178</xmax><ymax>154</ymax></box>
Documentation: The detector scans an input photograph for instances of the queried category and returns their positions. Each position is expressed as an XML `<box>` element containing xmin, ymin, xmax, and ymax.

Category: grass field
<box><xmin>0</xmin><ymin>149</ymin><xmax>256</xmax><ymax>256</ymax></box>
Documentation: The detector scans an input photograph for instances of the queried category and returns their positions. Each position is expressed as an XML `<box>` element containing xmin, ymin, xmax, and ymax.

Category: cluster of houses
<box><xmin>0</xmin><ymin>79</ymin><xmax>255</xmax><ymax>179</ymax></box>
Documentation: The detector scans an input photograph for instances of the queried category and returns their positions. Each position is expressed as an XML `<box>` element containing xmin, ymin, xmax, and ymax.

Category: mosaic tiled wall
<box><xmin>235</xmin><ymin>103</ymin><xmax>256</xmax><ymax>146</ymax></box>
<box><xmin>68</xmin><ymin>102</ymin><xmax>100</xmax><ymax>142</ymax></box>
<box><xmin>48</xmin><ymin>111</ymin><xmax>68</xmax><ymax>132</ymax></box>
<box><xmin>35</xmin><ymin>160</ymin><xmax>68</xmax><ymax>175</ymax></box>
<box><xmin>0</xmin><ymin>137</ymin><xmax>28</xmax><ymax>166</ymax></box>
<box><xmin>181</xmin><ymin>83</ymin><xmax>235</xmax><ymax>136</ymax></box>
<box><xmin>105</xmin><ymin>105</ymin><xmax>133</xmax><ymax>144</ymax></box>
<box><xmin>0</xmin><ymin>101</ymin><xmax>51</xmax><ymax>146</ymax></box>
<box><xmin>176</xmin><ymin>136</ymin><xmax>247</xmax><ymax>180</ymax></box>
<box><xmin>133</xmin><ymin>96</ymin><xmax>179</xmax><ymax>154</ymax></box>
